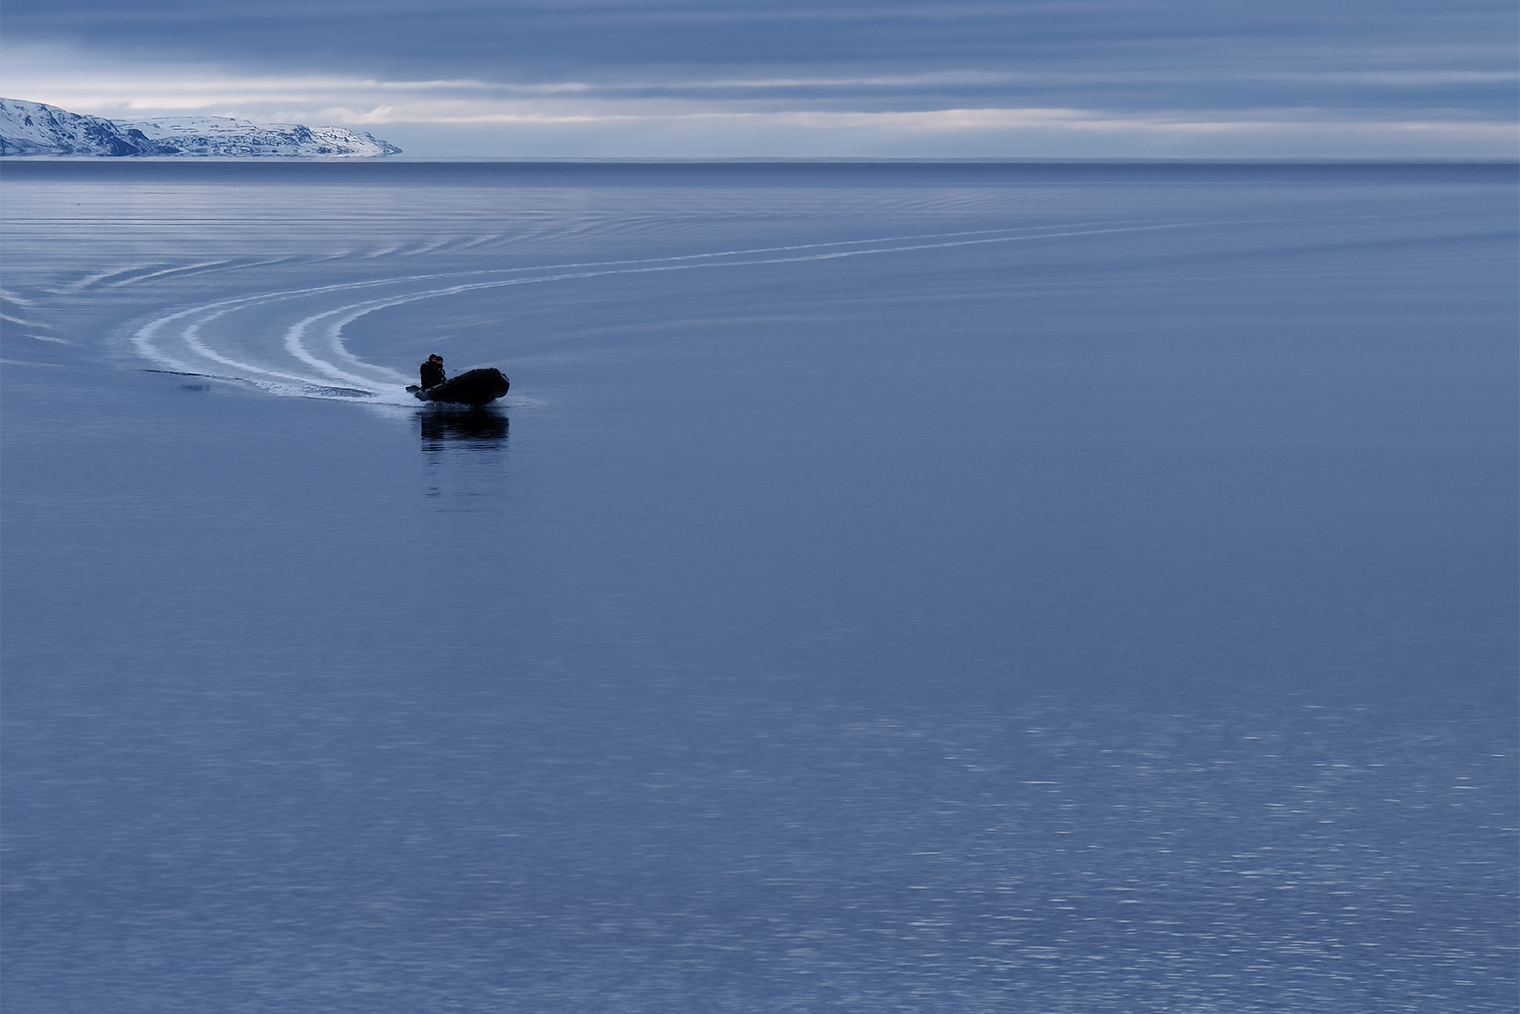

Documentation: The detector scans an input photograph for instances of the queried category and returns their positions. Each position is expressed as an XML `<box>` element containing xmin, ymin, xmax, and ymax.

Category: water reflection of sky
<box><xmin>1</xmin><ymin>164</ymin><xmax>1514</xmax><ymax>1012</ymax></box>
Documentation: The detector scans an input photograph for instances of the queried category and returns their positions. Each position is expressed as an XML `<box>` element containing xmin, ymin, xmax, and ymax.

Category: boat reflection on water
<box><xmin>418</xmin><ymin>407</ymin><xmax>509</xmax><ymax>445</ymax></box>
<box><xmin>418</xmin><ymin>408</ymin><xmax>509</xmax><ymax>502</ymax></box>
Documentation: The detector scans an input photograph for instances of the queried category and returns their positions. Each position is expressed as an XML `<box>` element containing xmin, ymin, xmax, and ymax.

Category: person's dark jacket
<box><xmin>420</xmin><ymin>360</ymin><xmax>446</xmax><ymax>389</ymax></box>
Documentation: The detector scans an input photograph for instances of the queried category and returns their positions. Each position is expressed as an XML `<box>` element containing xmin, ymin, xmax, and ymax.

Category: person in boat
<box><xmin>419</xmin><ymin>354</ymin><xmax>446</xmax><ymax>390</ymax></box>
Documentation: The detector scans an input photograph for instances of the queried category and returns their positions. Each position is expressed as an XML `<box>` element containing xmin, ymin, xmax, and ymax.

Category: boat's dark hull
<box><xmin>411</xmin><ymin>368</ymin><xmax>510</xmax><ymax>406</ymax></box>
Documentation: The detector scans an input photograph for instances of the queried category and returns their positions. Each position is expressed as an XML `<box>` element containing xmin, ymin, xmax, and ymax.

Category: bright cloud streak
<box><xmin>2</xmin><ymin>43</ymin><xmax>1515</xmax><ymax>158</ymax></box>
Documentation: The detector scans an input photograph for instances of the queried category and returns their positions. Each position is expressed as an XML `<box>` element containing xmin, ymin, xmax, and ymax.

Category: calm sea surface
<box><xmin>2</xmin><ymin>161</ymin><xmax>1515</xmax><ymax>1011</ymax></box>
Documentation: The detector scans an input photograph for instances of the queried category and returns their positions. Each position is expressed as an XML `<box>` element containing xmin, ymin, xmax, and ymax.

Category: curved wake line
<box><xmin>131</xmin><ymin>217</ymin><xmax>1228</xmax><ymax>403</ymax></box>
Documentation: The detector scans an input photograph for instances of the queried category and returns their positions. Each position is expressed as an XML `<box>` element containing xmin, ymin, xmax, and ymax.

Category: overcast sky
<box><xmin>3</xmin><ymin>0</ymin><xmax>1516</xmax><ymax>157</ymax></box>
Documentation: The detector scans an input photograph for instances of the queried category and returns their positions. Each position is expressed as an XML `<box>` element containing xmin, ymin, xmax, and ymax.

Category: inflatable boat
<box><xmin>407</xmin><ymin>368</ymin><xmax>510</xmax><ymax>407</ymax></box>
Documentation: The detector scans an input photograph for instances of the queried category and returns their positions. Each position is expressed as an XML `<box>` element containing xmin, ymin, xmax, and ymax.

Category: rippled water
<box><xmin>2</xmin><ymin>161</ymin><xmax>1515</xmax><ymax>1011</ymax></box>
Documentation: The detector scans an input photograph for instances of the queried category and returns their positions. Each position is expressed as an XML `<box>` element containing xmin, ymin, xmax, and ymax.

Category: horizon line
<box><xmin>4</xmin><ymin>155</ymin><xmax>1517</xmax><ymax>165</ymax></box>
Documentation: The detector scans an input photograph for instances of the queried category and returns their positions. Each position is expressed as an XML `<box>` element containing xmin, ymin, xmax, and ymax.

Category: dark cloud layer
<box><xmin>5</xmin><ymin>0</ymin><xmax>1514</xmax><ymax>155</ymax></box>
<box><xmin>7</xmin><ymin>0</ymin><xmax>1516</xmax><ymax>112</ymax></box>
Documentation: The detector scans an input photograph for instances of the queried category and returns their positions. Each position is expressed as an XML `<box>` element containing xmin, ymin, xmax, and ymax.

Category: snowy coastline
<box><xmin>0</xmin><ymin>98</ymin><xmax>401</xmax><ymax>157</ymax></box>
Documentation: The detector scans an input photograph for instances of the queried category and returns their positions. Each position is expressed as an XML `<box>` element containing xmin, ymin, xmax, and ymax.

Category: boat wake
<box><xmin>129</xmin><ymin>219</ymin><xmax>1209</xmax><ymax>403</ymax></box>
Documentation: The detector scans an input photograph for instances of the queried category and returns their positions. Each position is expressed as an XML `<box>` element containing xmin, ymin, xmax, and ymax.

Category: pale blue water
<box><xmin>2</xmin><ymin>161</ymin><xmax>1516</xmax><ymax>1011</ymax></box>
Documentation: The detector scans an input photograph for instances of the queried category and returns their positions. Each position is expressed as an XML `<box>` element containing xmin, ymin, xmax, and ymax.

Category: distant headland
<box><xmin>0</xmin><ymin>98</ymin><xmax>401</xmax><ymax>157</ymax></box>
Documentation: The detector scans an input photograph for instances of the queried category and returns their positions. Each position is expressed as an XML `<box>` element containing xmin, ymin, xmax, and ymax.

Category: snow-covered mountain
<box><xmin>0</xmin><ymin>98</ymin><xmax>156</xmax><ymax>156</ymax></box>
<box><xmin>0</xmin><ymin>99</ymin><xmax>402</xmax><ymax>157</ymax></box>
<box><xmin>118</xmin><ymin>115</ymin><xmax>403</xmax><ymax>157</ymax></box>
